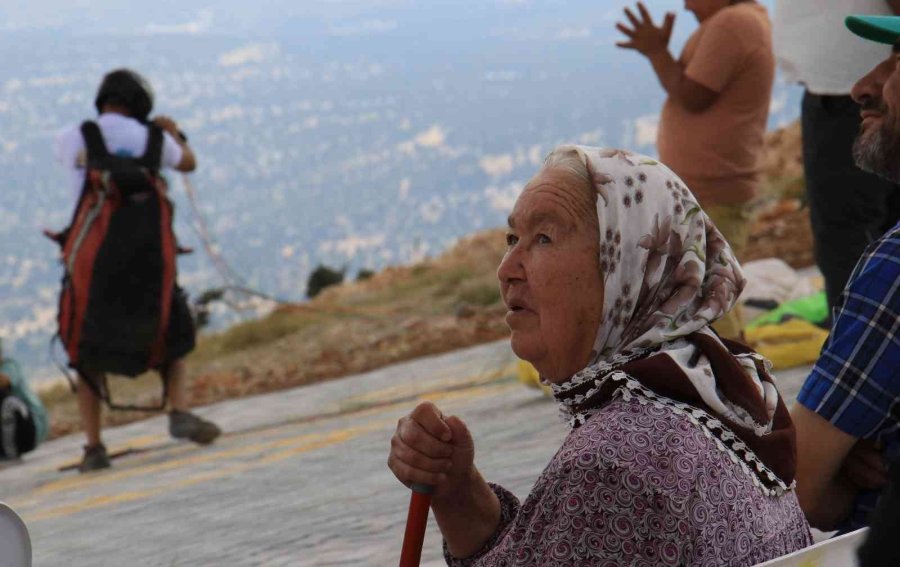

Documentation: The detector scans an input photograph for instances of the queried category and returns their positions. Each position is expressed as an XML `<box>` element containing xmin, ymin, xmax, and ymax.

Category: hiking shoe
<box><xmin>79</xmin><ymin>443</ymin><xmax>111</xmax><ymax>473</ymax></box>
<box><xmin>169</xmin><ymin>410</ymin><xmax>221</xmax><ymax>445</ymax></box>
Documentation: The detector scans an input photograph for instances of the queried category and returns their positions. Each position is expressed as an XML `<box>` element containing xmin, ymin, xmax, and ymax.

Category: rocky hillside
<box><xmin>746</xmin><ymin>121</ymin><xmax>814</xmax><ymax>268</ymax></box>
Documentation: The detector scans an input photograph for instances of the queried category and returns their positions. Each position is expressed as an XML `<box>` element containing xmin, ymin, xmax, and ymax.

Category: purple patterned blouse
<box><xmin>445</xmin><ymin>397</ymin><xmax>812</xmax><ymax>566</ymax></box>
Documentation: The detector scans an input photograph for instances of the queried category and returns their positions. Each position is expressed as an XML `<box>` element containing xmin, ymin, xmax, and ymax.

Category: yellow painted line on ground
<box><xmin>46</xmin><ymin>435</ymin><xmax>185</xmax><ymax>474</ymax></box>
<box><xmin>338</xmin><ymin>368</ymin><xmax>508</xmax><ymax>408</ymax></box>
<box><xmin>17</xmin><ymin>379</ymin><xmax>524</xmax><ymax>522</ymax></box>
<box><xmin>419</xmin><ymin>382</ymin><xmax>520</xmax><ymax>406</ymax></box>
<box><xmin>34</xmin><ymin>434</ymin><xmax>173</xmax><ymax>476</ymax></box>
<box><xmin>23</xmin><ymin>422</ymin><xmax>390</xmax><ymax>523</ymax></box>
<box><xmin>116</xmin><ymin>434</ymin><xmax>167</xmax><ymax>449</ymax></box>
<box><xmin>24</xmin><ymin>489</ymin><xmax>161</xmax><ymax>523</ymax></box>
<box><xmin>23</xmin><ymin>428</ymin><xmax>347</xmax><ymax>501</ymax></box>
<box><xmin>253</xmin><ymin>428</ymin><xmax>357</xmax><ymax>466</ymax></box>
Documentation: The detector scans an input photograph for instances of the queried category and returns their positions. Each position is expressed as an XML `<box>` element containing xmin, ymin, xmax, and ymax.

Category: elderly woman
<box><xmin>387</xmin><ymin>146</ymin><xmax>813</xmax><ymax>565</ymax></box>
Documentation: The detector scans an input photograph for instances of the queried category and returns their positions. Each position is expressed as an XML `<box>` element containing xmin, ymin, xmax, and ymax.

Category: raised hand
<box><xmin>616</xmin><ymin>2</ymin><xmax>675</xmax><ymax>57</ymax></box>
<box><xmin>152</xmin><ymin>115</ymin><xmax>180</xmax><ymax>137</ymax></box>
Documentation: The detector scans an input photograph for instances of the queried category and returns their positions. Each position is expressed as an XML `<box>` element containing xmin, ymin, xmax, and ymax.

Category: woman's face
<box><xmin>498</xmin><ymin>167</ymin><xmax>604</xmax><ymax>383</ymax></box>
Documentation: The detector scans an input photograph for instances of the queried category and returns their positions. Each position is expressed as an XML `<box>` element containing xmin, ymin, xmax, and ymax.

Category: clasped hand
<box><xmin>387</xmin><ymin>401</ymin><xmax>476</xmax><ymax>502</ymax></box>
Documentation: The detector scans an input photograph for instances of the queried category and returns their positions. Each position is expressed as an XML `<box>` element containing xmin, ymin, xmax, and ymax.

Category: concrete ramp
<box><xmin>0</xmin><ymin>340</ymin><xmax>814</xmax><ymax>566</ymax></box>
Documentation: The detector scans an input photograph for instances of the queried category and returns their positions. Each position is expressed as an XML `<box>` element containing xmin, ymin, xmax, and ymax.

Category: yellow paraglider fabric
<box><xmin>745</xmin><ymin>319</ymin><xmax>829</xmax><ymax>370</ymax></box>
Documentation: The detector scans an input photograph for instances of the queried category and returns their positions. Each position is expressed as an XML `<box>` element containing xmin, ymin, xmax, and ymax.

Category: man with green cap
<box><xmin>775</xmin><ymin>1</ymin><xmax>900</xmax><ymax>317</ymax></box>
<box><xmin>790</xmin><ymin>13</ymin><xmax>900</xmax><ymax>537</ymax></box>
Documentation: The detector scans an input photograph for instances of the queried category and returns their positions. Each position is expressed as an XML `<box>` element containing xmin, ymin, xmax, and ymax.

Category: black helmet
<box><xmin>94</xmin><ymin>68</ymin><xmax>154</xmax><ymax>122</ymax></box>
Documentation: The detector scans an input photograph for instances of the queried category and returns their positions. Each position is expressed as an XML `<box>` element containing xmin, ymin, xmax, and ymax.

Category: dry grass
<box><xmin>45</xmin><ymin>230</ymin><xmax>510</xmax><ymax>439</ymax></box>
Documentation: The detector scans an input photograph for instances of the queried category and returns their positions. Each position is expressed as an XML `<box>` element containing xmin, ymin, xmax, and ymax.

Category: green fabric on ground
<box><xmin>746</xmin><ymin>291</ymin><xmax>829</xmax><ymax>330</ymax></box>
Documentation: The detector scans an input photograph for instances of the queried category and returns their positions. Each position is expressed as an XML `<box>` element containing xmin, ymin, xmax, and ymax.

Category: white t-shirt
<box><xmin>55</xmin><ymin>113</ymin><xmax>183</xmax><ymax>198</ymax></box>
<box><xmin>774</xmin><ymin>0</ymin><xmax>893</xmax><ymax>95</ymax></box>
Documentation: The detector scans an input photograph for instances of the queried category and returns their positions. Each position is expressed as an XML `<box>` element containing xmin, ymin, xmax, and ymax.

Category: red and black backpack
<box><xmin>57</xmin><ymin>120</ymin><xmax>178</xmax><ymax>382</ymax></box>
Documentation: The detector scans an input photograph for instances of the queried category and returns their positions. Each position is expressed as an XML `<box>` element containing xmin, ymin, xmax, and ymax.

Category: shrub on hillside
<box><xmin>457</xmin><ymin>281</ymin><xmax>502</xmax><ymax>306</ymax></box>
<box><xmin>307</xmin><ymin>264</ymin><xmax>345</xmax><ymax>298</ymax></box>
<box><xmin>356</xmin><ymin>268</ymin><xmax>375</xmax><ymax>281</ymax></box>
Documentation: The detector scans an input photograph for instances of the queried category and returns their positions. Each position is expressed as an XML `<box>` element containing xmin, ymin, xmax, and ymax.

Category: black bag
<box><xmin>57</xmin><ymin>121</ymin><xmax>179</xmax><ymax>378</ymax></box>
<box><xmin>0</xmin><ymin>390</ymin><xmax>36</xmax><ymax>459</ymax></box>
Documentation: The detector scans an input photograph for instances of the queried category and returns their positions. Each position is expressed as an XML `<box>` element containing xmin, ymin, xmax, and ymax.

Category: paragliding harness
<box><xmin>55</xmin><ymin>120</ymin><xmax>178</xmax><ymax>411</ymax></box>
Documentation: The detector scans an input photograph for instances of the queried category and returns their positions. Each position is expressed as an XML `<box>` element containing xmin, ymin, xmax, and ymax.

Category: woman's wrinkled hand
<box><xmin>388</xmin><ymin>401</ymin><xmax>476</xmax><ymax>499</ymax></box>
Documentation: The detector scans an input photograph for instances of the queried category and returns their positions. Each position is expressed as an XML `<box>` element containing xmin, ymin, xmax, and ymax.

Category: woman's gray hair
<box><xmin>542</xmin><ymin>145</ymin><xmax>592</xmax><ymax>186</ymax></box>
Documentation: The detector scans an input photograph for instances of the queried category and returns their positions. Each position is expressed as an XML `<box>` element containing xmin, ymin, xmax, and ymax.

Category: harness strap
<box><xmin>137</xmin><ymin>124</ymin><xmax>164</xmax><ymax>171</ymax></box>
<box><xmin>79</xmin><ymin>121</ymin><xmax>110</xmax><ymax>167</ymax></box>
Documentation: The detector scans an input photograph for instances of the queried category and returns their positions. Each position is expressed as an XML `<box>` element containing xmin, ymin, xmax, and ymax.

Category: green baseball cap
<box><xmin>846</xmin><ymin>15</ymin><xmax>900</xmax><ymax>45</ymax></box>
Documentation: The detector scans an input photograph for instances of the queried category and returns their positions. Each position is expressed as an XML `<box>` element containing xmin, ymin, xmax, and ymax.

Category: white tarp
<box><xmin>0</xmin><ymin>502</ymin><xmax>30</xmax><ymax>567</ymax></box>
<box><xmin>754</xmin><ymin>528</ymin><xmax>868</xmax><ymax>567</ymax></box>
<box><xmin>742</xmin><ymin>258</ymin><xmax>819</xmax><ymax>306</ymax></box>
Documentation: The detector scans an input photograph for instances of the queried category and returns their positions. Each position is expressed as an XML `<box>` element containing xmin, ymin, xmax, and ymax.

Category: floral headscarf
<box><xmin>549</xmin><ymin>146</ymin><xmax>796</xmax><ymax>495</ymax></box>
<box><xmin>575</xmin><ymin>147</ymin><xmax>744</xmax><ymax>359</ymax></box>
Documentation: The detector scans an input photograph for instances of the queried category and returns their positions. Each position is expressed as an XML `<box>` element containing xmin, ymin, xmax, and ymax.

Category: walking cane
<box><xmin>399</xmin><ymin>483</ymin><xmax>434</xmax><ymax>567</ymax></box>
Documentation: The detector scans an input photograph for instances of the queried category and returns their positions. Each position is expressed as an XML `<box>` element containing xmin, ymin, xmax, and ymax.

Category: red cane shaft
<box><xmin>399</xmin><ymin>484</ymin><xmax>434</xmax><ymax>567</ymax></box>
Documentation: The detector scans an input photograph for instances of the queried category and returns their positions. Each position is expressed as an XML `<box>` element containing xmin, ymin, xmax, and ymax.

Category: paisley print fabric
<box><xmin>445</xmin><ymin>397</ymin><xmax>812</xmax><ymax>566</ymax></box>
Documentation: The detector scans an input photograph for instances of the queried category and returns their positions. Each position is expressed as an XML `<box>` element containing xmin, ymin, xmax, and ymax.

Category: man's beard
<box><xmin>852</xmin><ymin>111</ymin><xmax>900</xmax><ymax>183</ymax></box>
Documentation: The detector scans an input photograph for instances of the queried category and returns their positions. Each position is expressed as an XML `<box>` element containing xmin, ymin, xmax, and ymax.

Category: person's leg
<box><xmin>163</xmin><ymin>286</ymin><xmax>220</xmax><ymax>444</ymax></box>
<box><xmin>704</xmin><ymin>202</ymin><xmax>752</xmax><ymax>341</ymax></box>
<box><xmin>77</xmin><ymin>372</ymin><xmax>103</xmax><ymax>447</ymax></box>
<box><xmin>164</xmin><ymin>358</ymin><xmax>221</xmax><ymax>444</ymax></box>
<box><xmin>76</xmin><ymin>371</ymin><xmax>110</xmax><ymax>471</ymax></box>
<box><xmin>801</xmin><ymin>91</ymin><xmax>898</xmax><ymax>313</ymax></box>
<box><xmin>163</xmin><ymin>358</ymin><xmax>188</xmax><ymax>412</ymax></box>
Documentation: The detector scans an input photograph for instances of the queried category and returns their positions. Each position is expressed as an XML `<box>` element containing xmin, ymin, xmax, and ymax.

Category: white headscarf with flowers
<box><xmin>549</xmin><ymin>146</ymin><xmax>793</xmax><ymax>494</ymax></box>
<box><xmin>573</xmin><ymin>146</ymin><xmax>745</xmax><ymax>360</ymax></box>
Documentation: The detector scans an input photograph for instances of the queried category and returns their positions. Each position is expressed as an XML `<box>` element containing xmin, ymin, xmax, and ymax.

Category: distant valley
<box><xmin>0</xmin><ymin>0</ymin><xmax>799</xmax><ymax>377</ymax></box>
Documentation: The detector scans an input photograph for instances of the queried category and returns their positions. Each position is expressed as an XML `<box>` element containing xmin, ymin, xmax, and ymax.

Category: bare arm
<box><xmin>173</xmin><ymin>140</ymin><xmax>196</xmax><ymax>172</ymax></box>
<box><xmin>432</xmin><ymin>466</ymin><xmax>502</xmax><ymax>558</ymax></box>
<box><xmin>791</xmin><ymin>404</ymin><xmax>860</xmax><ymax>530</ymax></box>
<box><xmin>646</xmin><ymin>50</ymin><xmax>719</xmax><ymax>113</ymax></box>
<box><xmin>616</xmin><ymin>3</ymin><xmax>719</xmax><ymax>113</ymax></box>
<box><xmin>153</xmin><ymin>116</ymin><xmax>197</xmax><ymax>172</ymax></box>
<box><xmin>388</xmin><ymin>402</ymin><xmax>502</xmax><ymax>558</ymax></box>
